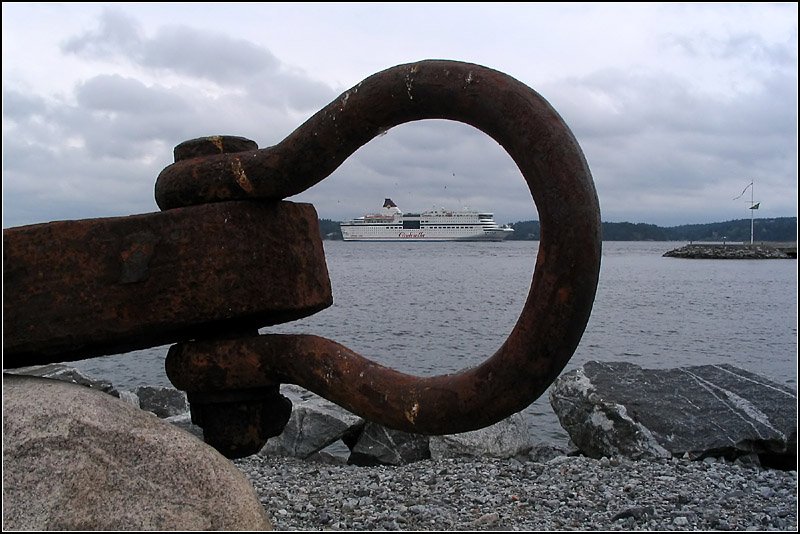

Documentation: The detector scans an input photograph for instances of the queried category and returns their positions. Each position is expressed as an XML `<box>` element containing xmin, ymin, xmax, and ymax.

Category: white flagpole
<box><xmin>733</xmin><ymin>180</ymin><xmax>756</xmax><ymax>245</ymax></box>
<box><xmin>750</xmin><ymin>180</ymin><xmax>754</xmax><ymax>245</ymax></box>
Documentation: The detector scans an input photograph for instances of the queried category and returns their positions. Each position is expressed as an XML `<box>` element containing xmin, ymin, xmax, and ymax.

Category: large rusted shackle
<box><xmin>162</xmin><ymin>60</ymin><xmax>602</xmax><ymax>441</ymax></box>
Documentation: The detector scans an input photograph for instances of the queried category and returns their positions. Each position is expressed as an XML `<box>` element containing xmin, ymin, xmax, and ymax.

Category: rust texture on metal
<box><xmin>162</xmin><ymin>59</ymin><xmax>602</xmax><ymax>436</ymax></box>
<box><xmin>173</xmin><ymin>135</ymin><xmax>259</xmax><ymax>162</ymax></box>
<box><xmin>2</xmin><ymin>201</ymin><xmax>332</xmax><ymax>368</ymax></box>
<box><xmin>187</xmin><ymin>385</ymin><xmax>292</xmax><ymax>459</ymax></box>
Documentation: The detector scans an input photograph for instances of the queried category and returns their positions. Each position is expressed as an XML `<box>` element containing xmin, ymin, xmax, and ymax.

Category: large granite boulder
<box><xmin>429</xmin><ymin>412</ymin><xmax>533</xmax><ymax>460</ymax></box>
<box><xmin>3</xmin><ymin>374</ymin><xmax>272</xmax><ymax>530</ymax></box>
<box><xmin>550</xmin><ymin>361</ymin><xmax>797</xmax><ymax>467</ymax></box>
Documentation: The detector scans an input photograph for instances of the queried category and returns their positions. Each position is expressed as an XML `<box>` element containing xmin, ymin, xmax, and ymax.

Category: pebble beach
<box><xmin>234</xmin><ymin>453</ymin><xmax>798</xmax><ymax>531</ymax></box>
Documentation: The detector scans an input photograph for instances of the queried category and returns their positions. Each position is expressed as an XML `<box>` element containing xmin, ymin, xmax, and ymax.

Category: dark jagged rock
<box><xmin>135</xmin><ymin>385</ymin><xmax>188</xmax><ymax>418</ymax></box>
<box><xmin>260</xmin><ymin>385</ymin><xmax>364</xmax><ymax>459</ymax></box>
<box><xmin>348</xmin><ymin>422</ymin><xmax>431</xmax><ymax>466</ymax></box>
<box><xmin>550</xmin><ymin>361</ymin><xmax>796</xmax><ymax>468</ymax></box>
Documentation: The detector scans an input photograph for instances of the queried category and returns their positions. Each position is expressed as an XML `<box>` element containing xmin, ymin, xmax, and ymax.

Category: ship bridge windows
<box><xmin>403</xmin><ymin>220</ymin><xmax>421</xmax><ymax>229</ymax></box>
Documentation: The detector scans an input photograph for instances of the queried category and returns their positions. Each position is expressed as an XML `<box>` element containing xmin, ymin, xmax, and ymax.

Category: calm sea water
<box><xmin>72</xmin><ymin>241</ymin><xmax>798</xmax><ymax>444</ymax></box>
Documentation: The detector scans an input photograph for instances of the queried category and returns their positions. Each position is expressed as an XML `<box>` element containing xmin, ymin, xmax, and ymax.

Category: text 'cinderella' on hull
<box><xmin>340</xmin><ymin>199</ymin><xmax>514</xmax><ymax>242</ymax></box>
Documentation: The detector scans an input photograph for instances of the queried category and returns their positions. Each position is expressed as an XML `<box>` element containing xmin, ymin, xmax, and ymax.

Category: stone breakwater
<box><xmin>234</xmin><ymin>454</ymin><xmax>797</xmax><ymax>531</ymax></box>
<box><xmin>6</xmin><ymin>363</ymin><xmax>797</xmax><ymax>530</ymax></box>
<box><xmin>663</xmin><ymin>244</ymin><xmax>793</xmax><ymax>259</ymax></box>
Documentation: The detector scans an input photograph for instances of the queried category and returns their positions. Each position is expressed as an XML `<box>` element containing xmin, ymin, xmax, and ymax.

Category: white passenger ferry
<box><xmin>340</xmin><ymin>199</ymin><xmax>514</xmax><ymax>241</ymax></box>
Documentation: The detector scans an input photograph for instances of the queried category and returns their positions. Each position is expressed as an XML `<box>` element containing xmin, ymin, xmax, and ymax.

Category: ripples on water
<box><xmin>72</xmin><ymin>241</ymin><xmax>798</xmax><ymax>443</ymax></box>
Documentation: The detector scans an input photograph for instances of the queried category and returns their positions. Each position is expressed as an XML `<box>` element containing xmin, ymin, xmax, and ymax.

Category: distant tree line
<box><xmin>508</xmin><ymin>217</ymin><xmax>797</xmax><ymax>242</ymax></box>
<box><xmin>318</xmin><ymin>219</ymin><xmax>344</xmax><ymax>239</ymax></box>
<box><xmin>318</xmin><ymin>217</ymin><xmax>797</xmax><ymax>242</ymax></box>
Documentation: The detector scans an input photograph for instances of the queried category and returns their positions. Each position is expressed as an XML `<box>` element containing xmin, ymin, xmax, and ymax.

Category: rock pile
<box><xmin>5</xmin><ymin>361</ymin><xmax>796</xmax><ymax>531</ymax></box>
<box><xmin>265</xmin><ymin>384</ymin><xmax>536</xmax><ymax>466</ymax></box>
<box><xmin>663</xmin><ymin>244</ymin><xmax>790</xmax><ymax>259</ymax></box>
<box><xmin>9</xmin><ymin>361</ymin><xmax>796</xmax><ymax>470</ymax></box>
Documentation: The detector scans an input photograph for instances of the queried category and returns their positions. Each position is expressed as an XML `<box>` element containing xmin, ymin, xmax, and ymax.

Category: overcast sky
<box><xmin>2</xmin><ymin>2</ymin><xmax>797</xmax><ymax>228</ymax></box>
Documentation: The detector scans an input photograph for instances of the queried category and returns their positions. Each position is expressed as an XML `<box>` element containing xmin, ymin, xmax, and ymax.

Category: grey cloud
<box><xmin>549</xmin><ymin>67</ymin><xmax>795</xmax><ymax>167</ymax></box>
<box><xmin>3</xmin><ymin>91</ymin><xmax>80</xmax><ymax>154</ymax></box>
<box><xmin>61</xmin><ymin>76</ymin><xmax>192</xmax><ymax>158</ymax></box>
<box><xmin>75</xmin><ymin>74</ymin><xmax>188</xmax><ymax>114</ymax></box>
<box><xmin>267</xmin><ymin>70</ymin><xmax>336</xmax><ymax>112</ymax></box>
<box><xmin>2</xmin><ymin>89</ymin><xmax>49</xmax><ymax>121</ymax></box>
<box><xmin>142</xmin><ymin>27</ymin><xmax>336</xmax><ymax>112</ymax></box>
<box><xmin>62</xmin><ymin>10</ymin><xmax>336</xmax><ymax>113</ymax></box>
<box><xmin>721</xmin><ymin>33</ymin><xmax>795</xmax><ymax>67</ymax></box>
<box><xmin>62</xmin><ymin>8</ymin><xmax>278</xmax><ymax>85</ymax></box>
<box><xmin>3</xmin><ymin>66</ymin><xmax>328</xmax><ymax>228</ymax></box>
<box><xmin>538</xmin><ymin>65</ymin><xmax>796</xmax><ymax>226</ymax></box>
<box><xmin>550</xmin><ymin>69</ymin><xmax>716</xmax><ymax>138</ymax></box>
<box><xmin>353</xmin><ymin>122</ymin><xmax>517</xmax><ymax>184</ymax></box>
<box><xmin>2</xmin><ymin>136</ymin><xmax>160</xmax><ymax>228</ymax></box>
<box><xmin>64</xmin><ymin>74</ymin><xmax>305</xmax><ymax>159</ymax></box>
<box><xmin>9</xmin><ymin>7</ymin><xmax>794</xmax><ymax>230</ymax></box>
<box><xmin>554</xmin><ymin>65</ymin><xmax>796</xmax><ymax>140</ymax></box>
<box><xmin>64</xmin><ymin>11</ymin><xmax>280</xmax><ymax>86</ymax></box>
<box><xmin>142</xmin><ymin>25</ymin><xmax>280</xmax><ymax>83</ymax></box>
<box><xmin>244</xmin><ymin>68</ymin><xmax>335</xmax><ymax>112</ymax></box>
<box><xmin>663</xmin><ymin>32</ymin><xmax>796</xmax><ymax>68</ymax></box>
<box><xmin>736</xmin><ymin>72</ymin><xmax>798</xmax><ymax>137</ymax></box>
<box><xmin>382</xmin><ymin>119</ymin><xmax>478</xmax><ymax>152</ymax></box>
<box><xmin>61</xmin><ymin>8</ymin><xmax>143</xmax><ymax>60</ymax></box>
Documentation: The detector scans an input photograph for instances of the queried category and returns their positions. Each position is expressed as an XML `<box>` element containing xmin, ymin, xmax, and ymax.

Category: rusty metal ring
<box><xmin>164</xmin><ymin>60</ymin><xmax>601</xmax><ymax>434</ymax></box>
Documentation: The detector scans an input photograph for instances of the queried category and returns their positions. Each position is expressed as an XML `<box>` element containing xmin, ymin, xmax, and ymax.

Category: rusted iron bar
<box><xmin>3</xmin><ymin>201</ymin><xmax>331</xmax><ymax>368</ymax></box>
<box><xmin>161</xmin><ymin>60</ymin><xmax>602</xmax><ymax>439</ymax></box>
<box><xmin>165</xmin><ymin>320</ymin><xmax>561</xmax><ymax>436</ymax></box>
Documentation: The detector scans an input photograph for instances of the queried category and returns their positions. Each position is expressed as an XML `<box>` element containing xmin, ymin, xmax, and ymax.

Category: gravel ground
<box><xmin>234</xmin><ymin>453</ymin><xmax>798</xmax><ymax>531</ymax></box>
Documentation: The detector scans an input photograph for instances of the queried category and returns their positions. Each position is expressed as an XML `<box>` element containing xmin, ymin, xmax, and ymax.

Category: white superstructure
<box><xmin>340</xmin><ymin>199</ymin><xmax>514</xmax><ymax>241</ymax></box>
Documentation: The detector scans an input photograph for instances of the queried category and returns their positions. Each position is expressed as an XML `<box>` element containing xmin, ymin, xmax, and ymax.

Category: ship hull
<box><xmin>340</xmin><ymin>235</ymin><xmax>513</xmax><ymax>242</ymax></box>
<box><xmin>339</xmin><ymin>227</ymin><xmax>514</xmax><ymax>242</ymax></box>
<box><xmin>340</xmin><ymin>199</ymin><xmax>514</xmax><ymax>242</ymax></box>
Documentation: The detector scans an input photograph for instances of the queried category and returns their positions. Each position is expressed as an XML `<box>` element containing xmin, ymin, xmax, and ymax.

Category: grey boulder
<box><xmin>260</xmin><ymin>385</ymin><xmax>364</xmax><ymax>459</ymax></box>
<box><xmin>550</xmin><ymin>361</ymin><xmax>796</xmax><ymax>467</ymax></box>
<box><xmin>429</xmin><ymin>412</ymin><xmax>533</xmax><ymax>460</ymax></box>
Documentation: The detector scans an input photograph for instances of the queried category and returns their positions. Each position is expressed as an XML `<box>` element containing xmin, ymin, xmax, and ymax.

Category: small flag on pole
<box><xmin>749</xmin><ymin>202</ymin><xmax>760</xmax><ymax>210</ymax></box>
<box><xmin>733</xmin><ymin>181</ymin><xmax>753</xmax><ymax>200</ymax></box>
